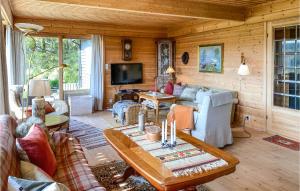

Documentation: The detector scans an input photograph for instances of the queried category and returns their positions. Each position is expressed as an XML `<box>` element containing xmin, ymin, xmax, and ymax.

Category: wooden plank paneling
<box><xmin>40</xmin><ymin>0</ymin><xmax>246</xmax><ymax>21</ymax></box>
<box><xmin>1</xmin><ymin>0</ymin><xmax>13</xmax><ymax>25</ymax></box>
<box><xmin>103</xmin><ymin>36</ymin><xmax>157</xmax><ymax>108</ymax></box>
<box><xmin>174</xmin><ymin>22</ymin><xmax>267</xmax><ymax>130</ymax></box>
<box><xmin>168</xmin><ymin>0</ymin><xmax>300</xmax><ymax>37</ymax></box>
<box><xmin>14</xmin><ymin>18</ymin><xmax>167</xmax><ymax>38</ymax></box>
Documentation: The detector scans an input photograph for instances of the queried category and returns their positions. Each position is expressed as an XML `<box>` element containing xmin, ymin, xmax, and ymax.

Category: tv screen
<box><xmin>111</xmin><ymin>63</ymin><xmax>143</xmax><ymax>85</ymax></box>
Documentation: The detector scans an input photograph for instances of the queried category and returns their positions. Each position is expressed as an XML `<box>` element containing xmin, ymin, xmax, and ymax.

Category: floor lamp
<box><xmin>15</xmin><ymin>23</ymin><xmax>44</xmax><ymax>121</ymax></box>
<box><xmin>237</xmin><ymin>53</ymin><xmax>251</xmax><ymax>138</ymax></box>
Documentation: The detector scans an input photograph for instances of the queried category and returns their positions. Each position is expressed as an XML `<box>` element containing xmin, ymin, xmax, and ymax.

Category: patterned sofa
<box><xmin>0</xmin><ymin>115</ymin><xmax>105</xmax><ymax>191</ymax></box>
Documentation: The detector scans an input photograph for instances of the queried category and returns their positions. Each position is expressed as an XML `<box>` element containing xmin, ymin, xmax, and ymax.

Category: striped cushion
<box><xmin>0</xmin><ymin>115</ymin><xmax>20</xmax><ymax>191</ymax></box>
<box><xmin>52</xmin><ymin>132</ymin><xmax>105</xmax><ymax>191</ymax></box>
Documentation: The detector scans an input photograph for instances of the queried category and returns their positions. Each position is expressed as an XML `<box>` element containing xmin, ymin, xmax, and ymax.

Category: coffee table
<box><xmin>138</xmin><ymin>92</ymin><xmax>176</xmax><ymax>123</ymax></box>
<box><xmin>45</xmin><ymin>115</ymin><xmax>69</xmax><ymax>131</ymax></box>
<box><xmin>104</xmin><ymin>125</ymin><xmax>239</xmax><ymax>191</ymax></box>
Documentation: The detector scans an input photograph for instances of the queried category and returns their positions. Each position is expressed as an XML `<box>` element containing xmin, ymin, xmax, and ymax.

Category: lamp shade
<box><xmin>166</xmin><ymin>66</ymin><xmax>175</xmax><ymax>74</ymax></box>
<box><xmin>29</xmin><ymin>79</ymin><xmax>51</xmax><ymax>97</ymax></box>
<box><xmin>238</xmin><ymin>63</ymin><xmax>250</xmax><ymax>76</ymax></box>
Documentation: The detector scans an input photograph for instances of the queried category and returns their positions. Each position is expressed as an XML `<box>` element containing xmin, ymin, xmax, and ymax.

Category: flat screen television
<box><xmin>111</xmin><ymin>63</ymin><xmax>143</xmax><ymax>85</ymax></box>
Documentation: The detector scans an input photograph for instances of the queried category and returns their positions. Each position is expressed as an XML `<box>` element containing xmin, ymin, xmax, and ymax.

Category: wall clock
<box><xmin>122</xmin><ymin>39</ymin><xmax>132</xmax><ymax>61</ymax></box>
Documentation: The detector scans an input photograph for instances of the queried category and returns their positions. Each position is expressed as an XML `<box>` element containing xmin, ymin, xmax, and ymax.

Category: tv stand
<box><xmin>114</xmin><ymin>89</ymin><xmax>147</xmax><ymax>102</ymax></box>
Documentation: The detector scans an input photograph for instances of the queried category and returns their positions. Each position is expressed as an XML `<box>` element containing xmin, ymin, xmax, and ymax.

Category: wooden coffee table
<box><xmin>104</xmin><ymin>126</ymin><xmax>239</xmax><ymax>191</ymax></box>
<box><xmin>138</xmin><ymin>92</ymin><xmax>176</xmax><ymax>123</ymax></box>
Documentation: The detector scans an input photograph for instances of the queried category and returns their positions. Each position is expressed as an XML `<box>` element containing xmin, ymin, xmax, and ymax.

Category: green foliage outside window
<box><xmin>25</xmin><ymin>37</ymin><xmax>81</xmax><ymax>90</ymax></box>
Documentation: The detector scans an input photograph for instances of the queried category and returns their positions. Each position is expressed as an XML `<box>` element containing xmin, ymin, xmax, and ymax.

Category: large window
<box><xmin>25</xmin><ymin>36</ymin><xmax>91</xmax><ymax>98</ymax></box>
<box><xmin>273</xmin><ymin>25</ymin><xmax>300</xmax><ymax>110</ymax></box>
<box><xmin>63</xmin><ymin>39</ymin><xmax>91</xmax><ymax>91</ymax></box>
<box><xmin>25</xmin><ymin>37</ymin><xmax>59</xmax><ymax>96</ymax></box>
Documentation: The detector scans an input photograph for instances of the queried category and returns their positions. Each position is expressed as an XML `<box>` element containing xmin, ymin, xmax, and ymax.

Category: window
<box><xmin>25</xmin><ymin>37</ymin><xmax>59</xmax><ymax>97</ymax></box>
<box><xmin>25</xmin><ymin>36</ymin><xmax>91</xmax><ymax>99</ymax></box>
<box><xmin>63</xmin><ymin>39</ymin><xmax>91</xmax><ymax>91</ymax></box>
<box><xmin>273</xmin><ymin>25</ymin><xmax>300</xmax><ymax>110</ymax></box>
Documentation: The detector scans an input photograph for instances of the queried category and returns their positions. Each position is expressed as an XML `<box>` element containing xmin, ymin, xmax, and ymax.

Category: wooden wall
<box><xmin>175</xmin><ymin>22</ymin><xmax>267</xmax><ymax>130</ymax></box>
<box><xmin>103</xmin><ymin>36</ymin><xmax>157</xmax><ymax>108</ymax></box>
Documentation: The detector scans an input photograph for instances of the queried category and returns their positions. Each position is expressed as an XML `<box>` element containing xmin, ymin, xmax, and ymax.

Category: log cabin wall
<box><xmin>104</xmin><ymin>36</ymin><xmax>157</xmax><ymax>108</ymax></box>
<box><xmin>174</xmin><ymin>22</ymin><xmax>266</xmax><ymax>131</ymax></box>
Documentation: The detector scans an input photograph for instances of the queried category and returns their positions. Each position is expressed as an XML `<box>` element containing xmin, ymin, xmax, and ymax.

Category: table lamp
<box><xmin>29</xmin><ymin>79</ymin><xmax>51</xmax><ymax>121</ymax></box>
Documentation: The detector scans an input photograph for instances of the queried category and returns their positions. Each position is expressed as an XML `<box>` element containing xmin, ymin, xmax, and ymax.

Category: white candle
<box><xmin>161</xmin><ymin>121</ymin><xmax>165</xmax><ymax>144</ymax></box>
<box><xmin>171</xmin><ymin>122</ymin><xmax>174</xmax><ymax>144</ymax></box>
<box><xmin>164</xmin><ymin>119</ymin><xmax>167</xmax><ymax>142</ymax></box>
<box><xmin>174</xmin><ymin>121</ymin><xmax>176</xmax><ymax>143</ymax></box>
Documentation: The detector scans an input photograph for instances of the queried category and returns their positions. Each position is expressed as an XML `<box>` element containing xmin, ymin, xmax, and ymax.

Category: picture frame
<box><xmin>198</xmin><ymin>44</ymin><xmax>223</xmax><ymax>73</ymax></box>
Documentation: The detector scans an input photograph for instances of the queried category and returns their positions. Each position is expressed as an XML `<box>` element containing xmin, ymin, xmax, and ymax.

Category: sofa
<box><xmin>174</xmin><ymin>84</ymin><xmax>238</xmax><ymax>148</ymax></box>
<box><xmin>9</xmin><ymin>85</ymin><xmax>69</xmax><ymax>120</ymax></box>
<box><xmin>0</xmin><ymin>115</ymin><xmax>105</xmax><ymax>191</ymax></box>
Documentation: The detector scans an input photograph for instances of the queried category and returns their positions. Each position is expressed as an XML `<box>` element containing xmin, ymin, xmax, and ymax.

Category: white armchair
<box><xmin>9</xmin><ymin>85</ymin><xmax>69</xmax><ymax>120</ymax></box>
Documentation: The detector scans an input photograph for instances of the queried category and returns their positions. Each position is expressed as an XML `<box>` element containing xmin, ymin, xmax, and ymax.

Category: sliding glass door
<box><xmin>25</xmin><ymin>36</ymin><xmax>59</xmax><ymax>97</ymax></box>
<box><xmin>24</xmin><ymin>36</ymin><xmax>91</xmax><ymax>100</ymax></box>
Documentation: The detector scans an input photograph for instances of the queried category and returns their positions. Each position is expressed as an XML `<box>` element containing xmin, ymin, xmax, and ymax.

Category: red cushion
<box><xmin>164</xmin><ymin>81</ymin><xmax>174</xmax><ymax>95</ymax></box>
<box><xmin>17</xmin><ymin>125</ymin><xmax>57</xmax><ymax>176</ymax></box>
<box><xmin>45</xmin><ymin>101</ymin><xmax>55</xmax><ymax>114</ymax></box>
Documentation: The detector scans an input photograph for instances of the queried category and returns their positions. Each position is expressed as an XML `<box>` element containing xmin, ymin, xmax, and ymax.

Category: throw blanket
<box><xmin>112</xmin><ymin>100</ymin><xmax>136</xmax><ymax>125</ymax></box>
<box><xmin>167</xmin><ymin>105</ymin><xmax>194</xmax><ymax>130</ymax></box>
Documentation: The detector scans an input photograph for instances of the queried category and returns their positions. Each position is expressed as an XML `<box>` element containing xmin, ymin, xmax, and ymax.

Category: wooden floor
<box><xmin>72</xmin><ymin>111</ymin><xmax>300</xmax><ymax>191</ymax></box>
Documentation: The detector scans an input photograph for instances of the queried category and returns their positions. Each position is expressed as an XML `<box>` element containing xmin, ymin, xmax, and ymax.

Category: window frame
<box><xmin>25</xmin><ymin>34</ymin><xmax>92</xmax><ymax>100</ymax></box>
<box><xmin>272</xmin><ymin>24</ymin><xmax>300</xmax><ymax>110</ymax></box>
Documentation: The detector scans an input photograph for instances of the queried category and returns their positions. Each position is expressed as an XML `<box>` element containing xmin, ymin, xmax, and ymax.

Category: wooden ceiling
<box><xmin>11</xmin><ymin>0</ymin><xmax>276</xmax><ymax>29</ymax></box>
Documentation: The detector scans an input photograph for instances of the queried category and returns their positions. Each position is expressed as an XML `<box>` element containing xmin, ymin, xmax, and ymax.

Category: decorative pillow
<box><xmin>45</xmin><ymin>101</ymin><xmax>55</xmax><ymax>114</ymax></box>
<box><xmin>179</xmin><ymin>87</ymin><xmax>198</xmax><ymax>101</ymax></box>
<box><xmin>164</xmin><ymin>81</ymin><xmax>174</xmax><ymax>95</ymax></box>
<box><xmin>20</xmin><ymin>161</ymin><xmax>53</xmax><ymax>181</ymax></box>
<box><xmin>195</xmin><ymin>89</ymin><xmax>213</xmax><ymax>105</ymax></box>
<box><xmin>8</xmin><ymin>176</ymin><xmax>70</xmax><ymax>191</ymax></box>
<box><xmin>16</xmin><ymin>117</ymin><xmax>55</xmax><ymax>152</ymax></box>
<box><xmin>16</xmin><ymin>125</ymin><xmax>57</xmax><ymax>176</ymax></box>
<box><xmin>173</xmin><ymin>84</ymin><xmax>185</xmax><ymax>97</ymax></box>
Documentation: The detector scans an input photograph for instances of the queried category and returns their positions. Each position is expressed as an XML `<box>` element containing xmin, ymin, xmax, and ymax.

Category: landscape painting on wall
<box><xmin>198</xmin><ymin>44</ymin><xmax>223</xmax><ymax>73</ymax></box>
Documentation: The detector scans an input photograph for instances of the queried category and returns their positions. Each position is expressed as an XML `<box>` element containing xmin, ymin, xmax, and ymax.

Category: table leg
<box><xmin>156</xmin><ymin>107</ymin><xmax>159</xmax><ymax>124</ymax></box>
<box><xmin>113</xmin><ymin>166</ymin><xmax>135</xmax><ymax>183</ymax></box>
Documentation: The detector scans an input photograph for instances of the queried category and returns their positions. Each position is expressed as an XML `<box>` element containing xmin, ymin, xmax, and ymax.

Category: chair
<box><xmin>112</xmin><ymin>101</ymin><xmax>147</xmax><ymax>125</ymax></box>
<box><xmin>9</xmin><ymin>85</ymin><xmax>69</xmax><ymax>120</ymax></box>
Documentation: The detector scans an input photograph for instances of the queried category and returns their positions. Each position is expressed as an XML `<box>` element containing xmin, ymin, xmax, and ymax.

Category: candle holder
<box><xmin>161</xmin><ymin>140</ymin><xmax>177</xmax><ymax>149</ymax></box>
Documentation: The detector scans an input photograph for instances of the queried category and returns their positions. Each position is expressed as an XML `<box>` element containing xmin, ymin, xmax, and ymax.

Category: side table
<box><xmin>45</xmin><ymin>115</ymin><xmax>69</xmax><ymax>132</ymax></box>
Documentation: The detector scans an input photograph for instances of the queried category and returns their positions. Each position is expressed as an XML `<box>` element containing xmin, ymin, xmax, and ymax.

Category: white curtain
<box><xmin>0</xmin><ymin>7</ymin><xmax>9</xmax><ymax>114</ymax></box>
<box><xmin>90</xmin><ymin>35</ymin><xmax>104</xmax><ymax>111</ymax></box>
<box><xmin>6</xmin><ymin>26</ymin><xmax>25</xmax><ymax>86</ymax></box>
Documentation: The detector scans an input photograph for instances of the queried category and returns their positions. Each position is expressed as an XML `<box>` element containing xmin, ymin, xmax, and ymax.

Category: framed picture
<box><xmin>198</xmin><ymin>44</ymin><xmax>223</xmax><ymax>73</ymax></box>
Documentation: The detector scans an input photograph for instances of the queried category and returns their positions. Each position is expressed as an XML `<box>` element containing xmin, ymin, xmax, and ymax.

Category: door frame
<box><xmin>266</xmin><ymin>18</ymin><xmax>300</xmax><ymax>135</ymax></box>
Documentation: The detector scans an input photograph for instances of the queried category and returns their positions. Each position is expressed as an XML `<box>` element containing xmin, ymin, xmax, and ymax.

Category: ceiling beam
<box><xmin>40</xmin><ymin>0</ymin><xmax>246</xmax><ymax>21</ymax></box>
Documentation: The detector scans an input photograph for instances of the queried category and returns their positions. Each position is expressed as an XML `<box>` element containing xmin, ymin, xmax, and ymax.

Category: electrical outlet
<box><xmin>244</xmin><ymin>115</ymin><xmax>251</xmax><ymax>121</ymax></box>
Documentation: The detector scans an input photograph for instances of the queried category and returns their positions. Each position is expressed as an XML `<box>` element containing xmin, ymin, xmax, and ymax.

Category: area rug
<box><xmin>91</xmin><ymin>160</ymin><xmax>209</xmax><ymax>191</ymax></box>
<box><xmin>68</xmin><ymin>119</ymin><xmax>108</xmax><ymax>150</ymax></box>
<box><xmin>263</xmin><ymin>135</ymin><xmax>300</xmax><ymax>151</ymax></box>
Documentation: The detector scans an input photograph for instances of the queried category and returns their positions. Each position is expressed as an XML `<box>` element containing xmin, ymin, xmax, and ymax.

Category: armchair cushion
<box><xmin>179</xmin><ymin>87</ymin><xmax>198</xmax><ymax>101</ymax></box>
